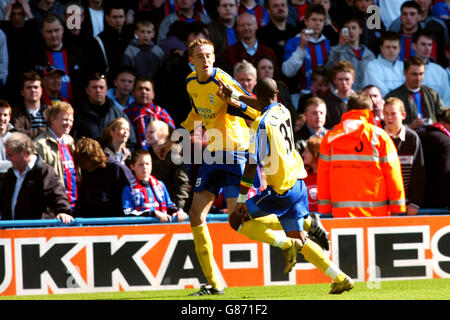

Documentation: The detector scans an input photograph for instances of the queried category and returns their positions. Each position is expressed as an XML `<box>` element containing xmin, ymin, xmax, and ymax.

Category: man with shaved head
<box><xmin>221</xmin><ymin>78</ymin><xmax>353</xmax><ymax>294</ymax></box>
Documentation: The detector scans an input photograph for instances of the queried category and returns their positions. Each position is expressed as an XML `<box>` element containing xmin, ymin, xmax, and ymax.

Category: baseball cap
<box><xmin>43</xmin><ymin>65</ymin><xmax>65</xmax><ymax>77</ymax></box>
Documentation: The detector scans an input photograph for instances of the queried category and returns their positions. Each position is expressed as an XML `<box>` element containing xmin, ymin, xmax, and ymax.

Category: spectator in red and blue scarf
<box><xmin>122</xmin><ymin>149</ymin><xmax>188</xmax><ymax>222</ymax></box>
<box><xmin>125</xmin><ymin>77</ymin><xmax>175</xmax><ymax>148</ymax></box>
<box><xmin>34</xmin><ymin>101</ymin><xmax>77</xmax><ymax>210</ymax></box>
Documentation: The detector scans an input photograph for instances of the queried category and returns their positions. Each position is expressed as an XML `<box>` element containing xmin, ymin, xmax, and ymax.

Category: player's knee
<box><xmin>188</xmin><ymin>210</ymin><xmax>205</xmax><ymax>227</ymax></box>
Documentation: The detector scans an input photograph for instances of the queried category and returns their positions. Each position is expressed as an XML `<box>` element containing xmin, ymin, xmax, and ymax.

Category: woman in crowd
<box><xmin>256</xmin><ymin>56</ymin><xmax>297</xmax><ymax>119</ymax></box>
<box><xmin>72</xmin><ymin>137</ymin><xmax>133</xmax><ymax>218</ymax></box>
<box><xmin>99</xmin><ymin>117</ymin><xmax>132</xmax><ymax>166</ymax></box>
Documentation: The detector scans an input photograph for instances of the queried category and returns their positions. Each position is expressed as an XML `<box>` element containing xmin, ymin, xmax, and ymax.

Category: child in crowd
<box><xmin>382</xmin><ymin>97</ymin><xmax>425</xmax><ymax>215</ymax></box>
<box><xmin>122</xmin><ymin>19</ymin><xmax>165</xmax><ymax>80</ymax></box>
<box><xmin>122</xmin><ymin>149</ymin><xmax>188</xmax><ymax>222</ymax></box>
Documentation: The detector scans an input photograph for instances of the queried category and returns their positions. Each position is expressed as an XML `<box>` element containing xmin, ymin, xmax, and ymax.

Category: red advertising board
<box><xmin>0</xmin><ymin>215</ymin><xmax>449</xmax><ymax>296</ymax></box>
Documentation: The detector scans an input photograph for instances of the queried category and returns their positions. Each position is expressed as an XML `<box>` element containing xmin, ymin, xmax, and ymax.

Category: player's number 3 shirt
<box><xmin>249</xmin><ymin>102</ymin><xmax>307</xmax><ymax>195</ymax></box>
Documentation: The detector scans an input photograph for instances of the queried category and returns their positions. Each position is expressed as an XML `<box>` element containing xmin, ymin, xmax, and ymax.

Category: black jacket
<box><xmin>85</xmin><ymin>24</ymin><xmax>134</xmax><ymax>82</ymax></box>
<box><xmin>73</xmin><ymin>97</ymin><xmax>137</xmax><ymax>146</ymax></box>
<box><xmin>323</xmin><ymin>91</ymin><xmax>347</xmax><ymax>129</ymax></box>
<box><xmin>0</xmin><ymin>155</ymin><xmax>71</xmax><ymax>220</ymax></box>
<box><xmin>73</xmin><ymin>156</ymin><xmax>133</xmax><ymax>218</ymax></box>
<box><xmin>26</xmin><ymin>39</ymin><xmax>85</xmax><ymax>106</ymax></box>
<box><xmin>418</xmin><ymin>125</ymin><xmax>450</xmax><ymax>209</ymax></box>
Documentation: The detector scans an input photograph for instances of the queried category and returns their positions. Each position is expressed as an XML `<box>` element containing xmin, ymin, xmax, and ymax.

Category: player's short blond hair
<box><xmin>384</xmin><ymin>97</ymin><xmax>406</xmax><ymax>114</ymax></box>
<box><xmin>188</xmin><ymin>38</ymin><xmax>214</xmax><ymax>57</ymax></box>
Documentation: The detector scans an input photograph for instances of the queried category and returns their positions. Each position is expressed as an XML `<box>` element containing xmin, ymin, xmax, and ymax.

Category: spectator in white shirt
<box><xmin>412</xmin><ymin>29</ymin><xmax>450</xmax><ymax>107</ymax></box>
<box><xmin>362</xmin><ymin>31</ymin><xmax>405</xmax><ymax>96</ymax></box>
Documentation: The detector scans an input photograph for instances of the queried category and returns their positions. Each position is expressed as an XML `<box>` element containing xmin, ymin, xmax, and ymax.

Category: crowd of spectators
<box><xmin>0</xmin><ymin>0</ymin><xmax>449</xmax><ymax>224</ymax></box>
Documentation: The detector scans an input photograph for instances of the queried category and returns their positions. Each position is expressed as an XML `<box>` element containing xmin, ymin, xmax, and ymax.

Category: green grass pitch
<box><xmin>2</xmin><ymin>278</ymin><xmax>449</xmax><ymax>300</ymax></box>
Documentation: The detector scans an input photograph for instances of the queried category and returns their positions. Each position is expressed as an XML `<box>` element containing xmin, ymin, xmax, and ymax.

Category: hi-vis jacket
<box><xmin>317</xmin><ymin>109</ymin><xmax>406</xmax><ymax>217</ymax></box>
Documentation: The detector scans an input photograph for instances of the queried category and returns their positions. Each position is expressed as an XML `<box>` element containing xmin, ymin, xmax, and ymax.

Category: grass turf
<box><xmin>2</xmin><ymin>278</ymin><xmax>449</xmax><ymax>300</ymax></box>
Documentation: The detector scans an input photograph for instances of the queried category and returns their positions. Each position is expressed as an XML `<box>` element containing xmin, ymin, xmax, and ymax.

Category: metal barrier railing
<box><xmin>0</xmin><ymin>209</ymin><xmax>448</xmax><ymax>229</ymax></box>
<box><xmin>0</xmin><ymin>214</ymin><xmax>229</xmax><ymax>229</ymax></box>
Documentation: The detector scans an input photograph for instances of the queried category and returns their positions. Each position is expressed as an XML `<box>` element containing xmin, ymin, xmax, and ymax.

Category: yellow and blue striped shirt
<box><xmin>249</xmin><ymin>102</ymin><xmax>307</xmax><ymax>194</ymax></box>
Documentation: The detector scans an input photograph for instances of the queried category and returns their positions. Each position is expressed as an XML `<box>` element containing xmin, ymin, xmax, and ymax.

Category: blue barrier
<box><xmin>0</xmin><ymin>209</ymin><xmax>448</xmax><ymax>229</ymax></box>
<box><xmin>0</xmin><ymin>214</ymin><xmax>230</xmax><ymax>229</ymax></box>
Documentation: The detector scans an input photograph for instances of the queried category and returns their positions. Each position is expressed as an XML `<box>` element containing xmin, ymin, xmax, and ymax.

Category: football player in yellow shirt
<box><xmin>223</xmin><ymin>78</ymin><xmax>354</xmax><ymax>294</ymax></box>
<box><xmin>158</xmin><ymin>39</ymin><xmax>305</xmax><ymax>295</ymax></box>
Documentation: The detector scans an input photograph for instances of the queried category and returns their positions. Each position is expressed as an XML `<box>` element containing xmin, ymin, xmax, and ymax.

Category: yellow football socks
<box><xmin>303</xmin><ymin>216</ymin><xmax>312</xmax><ymax>231</ymax></box>
<box><xmin>239</xmin><ymin>219</ymin><xmax>292</xmax><ymax>250</ymax></box>
<box><xmin>253</xmin><ymin>214</ymin><xmax>284</xmax><ymax>230</ymax></box>
<box><xmin>300</xmin><ymin>239</ymin><xmax>346</xmax><ymax>283</ymax></box>
<box><xmin>191</xmin><ymin>223</ymin><xmax>222</xmax><ymax>290</ymax></box>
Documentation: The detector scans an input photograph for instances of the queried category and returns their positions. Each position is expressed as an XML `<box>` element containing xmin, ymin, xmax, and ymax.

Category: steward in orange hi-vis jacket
<box><xmin>317</xmin><ymin>98</ymin><xmax>406</xmax><ymax>218</ymax></box>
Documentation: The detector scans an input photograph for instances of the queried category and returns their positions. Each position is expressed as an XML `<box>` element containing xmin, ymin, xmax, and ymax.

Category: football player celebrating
<box><xmin>158</xmin><ymin>39</ymin><xmax>329</xmax><ymax>295</ymax></box>
<box><xmin>223</xmin><ymin>77</ymin><xmax>353</xmax><ymax>294</ymax></box>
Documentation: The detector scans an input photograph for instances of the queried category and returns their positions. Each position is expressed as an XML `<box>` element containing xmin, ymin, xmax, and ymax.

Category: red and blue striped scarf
<box><xmin>130</xmin><ymin>175</ymin><xmax>167</xmax><ymax>213</ymax></box>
